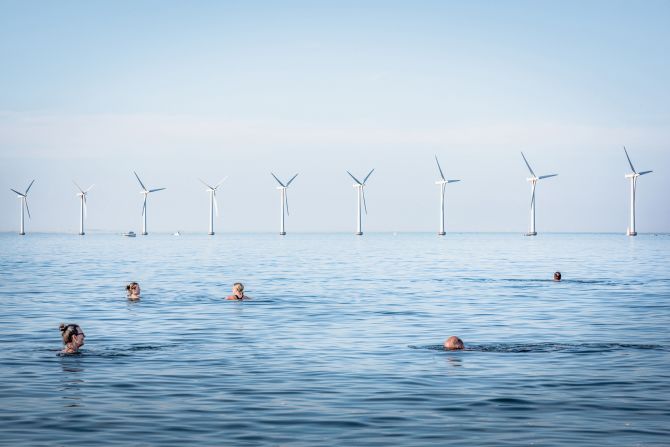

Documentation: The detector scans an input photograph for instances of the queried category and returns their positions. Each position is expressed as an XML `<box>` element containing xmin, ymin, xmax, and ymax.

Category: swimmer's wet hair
<box><xmin>126</xmin><ymin>282</ymin><xmax>139</xmax><ymax>292</ymax></box>
<box><xmin>59</xmin><ymin>323</ymin><xmax>80</xmax><ymax>344</ymax></box>
<box><xmin>233</xmin><ymin>282</ymin><xmax>244</xmax><ymax>292</ymax></box>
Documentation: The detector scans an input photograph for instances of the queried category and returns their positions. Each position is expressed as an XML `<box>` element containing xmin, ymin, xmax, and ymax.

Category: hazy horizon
<box><xmin>2</xmin><ymin>1</ymin><xmax>668</xmax><ymax>234</ymax></box>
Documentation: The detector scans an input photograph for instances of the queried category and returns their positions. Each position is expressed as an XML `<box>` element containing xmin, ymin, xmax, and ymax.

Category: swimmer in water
<box><xmin>553</xmin><ymin>271</ymin><xmax>562</xmax><ymax>281</ymax></box>
<box><xmin>60</xmin><ymin>323</ymin><xmax>85</xmax><ymax>354</ymax></box>
<box><xmin>126</xmin><ymin>282</ymin><xmax>141</xmax><ymax>300</ymax></box>
<box><xmin>226</xmin><ymin>282</ymin><xmax>249</xmax><ymax>300</ymax></box>
<box><xmin>444</xmin><ymin>336</ymin><xmax>464</xmax><ymax>350</ymax></box>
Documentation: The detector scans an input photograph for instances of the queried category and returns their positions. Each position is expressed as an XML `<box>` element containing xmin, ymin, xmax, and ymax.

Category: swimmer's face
<box><xmin>232</xmin><ymin>286</ymin><xmax>243</xmax><ymax>298</ymax></box>
<box><xmin>130</xmin><ymin>283</ymin><xmax>140</xmax><ymax>295</ymax></box>
<box><xmin>71</xmin><ymin>327</ymin><xmax>85</xmax><ymax>349</ymax></box>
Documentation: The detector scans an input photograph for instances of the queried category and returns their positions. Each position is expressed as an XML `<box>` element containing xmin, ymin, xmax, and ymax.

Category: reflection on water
<box><xmin>59</xmin><ymin>358</ymin><xmax>85</xmax><ymax>408</ymax></box>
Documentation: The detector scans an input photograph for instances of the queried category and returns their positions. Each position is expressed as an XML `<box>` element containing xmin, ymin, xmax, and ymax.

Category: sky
<box><xmin>1</xmin><ymin>0</ymin><xmax>668</xmax><ymax>233</ymax></box>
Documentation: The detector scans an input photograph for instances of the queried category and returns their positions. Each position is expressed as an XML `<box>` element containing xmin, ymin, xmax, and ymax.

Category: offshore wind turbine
<box><xmin>9</xmin><ymin>180</ymin><xmax>35</xmax><ymax>235</ymax></box>
<box><xmin>133</xmin><ymin>171</ymin><xmax>166</xmax><ymax>235</ymax></box>
<box><xmin>434</xmin><ymin>155</ymin><xmax>460</xmax><ymax>236</ymax></box>
<box><xmin>73</xmin><ymin>181</ymin><xmax>94</xmax><ymax>235</ymax></box>
<box><xmin>520</xmin><ymin>152</ymin><xmax>557</xmax><ymax>236</ymax></box>
<box><xmin>199</xmin><ymin>177</ymin><xmax>227</xmax><ymax>235</ymax></box>
<box><xmin>623</xmin><ymin>146</ymin><xmax>653</xmax><ymax>236</ymax></box>
<box><xmin>271</xmin><ymin>172</ymin><xmax>298</xmax><ymax>235</ymax></box>
<box><xmin>347</xmin><ymin>169</ymin><xmax>374</xmax><ymax>236</ymax></box>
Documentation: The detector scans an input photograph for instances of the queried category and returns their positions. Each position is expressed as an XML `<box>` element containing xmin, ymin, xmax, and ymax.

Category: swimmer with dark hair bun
<box><xmin>60</xmin><ymin>323</ymin><xmax>85</xmax><ymax>354</ymax></box>
<box><xmin>553</xmin><ymin>272</ymin><xmax>562</xmax><ymax>281</ymax></box>
<box><xmin>126</xmin><ymin>282</ymin><xmax>141</xmax><ymax>300</ymax></box>
<box><xmin>444</xmin><ymin>336</ymin><xmax>464</xmax><ymax>350</ymax></box>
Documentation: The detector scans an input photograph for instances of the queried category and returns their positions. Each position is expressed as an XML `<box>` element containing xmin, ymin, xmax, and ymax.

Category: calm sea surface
<box><xmin>0</xmin><ymin>232</ymin><xmax>669</xmax><ymax>446</ymax></box>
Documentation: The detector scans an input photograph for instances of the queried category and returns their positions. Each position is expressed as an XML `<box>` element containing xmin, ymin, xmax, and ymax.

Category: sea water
<box><xmin>0</xmin><ymin>232</ymin><xmax>668</xmax><ymax>446</ymax></box>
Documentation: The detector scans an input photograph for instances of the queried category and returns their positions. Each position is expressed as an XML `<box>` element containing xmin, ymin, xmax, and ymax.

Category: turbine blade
<box><xmin>623</xmin><ymin>146</ymin><xmax>636</xmax><ymax>173</ymax></box>
<box><xmin>435</xmin><ymin>155</ymin><xmax>446</xmax><ymax>181</ymax></box>
<box><xmin>286</xmin><ymin>173</ymin><xmax>299</xmax><ymax>187</ymax></box>
<box><xmin>638</xmin><ymin>170</ymin><xmax>653</xmax><ymax>176</ymax></box>
<box><xmin>199</xmin><ymin>178</ymin><xmax>214</xmax><ymax>190</ymax></box>
<box><xmin>271</xmin><ymin>172</ymin><xmax>286</xmax><ymax>187</ymax></box>
<box><xmin>538</xmin><ymin>174</ymin><xmax>558</xmax><ymax>180</ymax></box>
<box><xmin>86</xmin><ymin>184</ymin><xmax>94</xmax><ymax>193</ymax></box>
<box><xmin>441</xmin><ymin>183</ymin><xmax>446</xmax><ymax>206</ymax></box>
<box><xmin>73</xmin><ymin>180</ymin><xmax>84</xmax><ymax>193</ymax></box>
<box><xmin>347</xmin><ymin>171</ymin><xmax>362</xmax><ymax>185</ymax></box>
<box><xmin>363</xmin><ymin>168</ymin><xmax>375</xmax><ymax>184</ymax></box>
<box><xmin>24</xmin><ymin>179</ymin><xmax>35</xmax><ymax>195</ymax></box>
<box><xmin>10</xmin><ymin>188</ymin><xmax>23</xmax><ymax>196</ymax></box>
<box><xmin>285</xmin><ymin>190</ymin><xmax>290</xmax><ymax>216</ymax></box>
<box><xmin>142</xmin><ymin>197</ymin><xmax>147</xmax><ymax>216</ymax></box>
<box><xmin>24</xmin><ymin>198</ymin><xmax>31</xmax><ymax>219</ymax></box>
<box><xmin>362</xmin><ymin>187</ymin><xmax>368</xmax><ymax>214</ymax></box>
<box><xmin>447</xmin><ymin>179</ymin><xmax>461</xmax><ymax>183</ymax></box>
<box><xmin>521</xmin><ymin>152</ymin><xmax>536</xmax><ymax>177</ymax></box>
<box><xmin>149</xmin><ymin>187</ymin><xmax>165</xmax><ymax>193</ymax></box>
<box><xmin>213</xmin><ymin>192</ymin><xmax>219</xmax><ymax>217</ymax></box>
<box><xmin>215</xmin><ymin>177</ymin><xmax>228</xmax><ymax>189</ymax></box>
<box><xmin>134</xmin><ymin>171</ymin><xmax>148</xmax><ymax>191</ymax></box>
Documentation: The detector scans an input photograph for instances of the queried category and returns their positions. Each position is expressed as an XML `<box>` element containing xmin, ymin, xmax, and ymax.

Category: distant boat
<box><xmin>123</xmin><ymin>231</ymin><xmax>136</xmax><ymax>237</ymax></box>
<box><xmin>173</xmin><ymin>231</ymin><xmax>181</xmax><ymax>236</ymax></box>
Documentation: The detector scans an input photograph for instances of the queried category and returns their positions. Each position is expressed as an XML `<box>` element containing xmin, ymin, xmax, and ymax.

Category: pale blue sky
<box><xmin>1</xmin><ymin>1</ymin><xmax>668</xmax><ymax>233</ymax></box>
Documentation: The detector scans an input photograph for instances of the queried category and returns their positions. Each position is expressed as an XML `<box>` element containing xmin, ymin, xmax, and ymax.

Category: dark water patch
<box><xmin>411</xmin><ymin>343</ymin><xmax>666</xmax><ymax>353</ymax></box>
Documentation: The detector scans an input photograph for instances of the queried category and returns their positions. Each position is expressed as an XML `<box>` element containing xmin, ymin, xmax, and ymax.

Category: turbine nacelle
<box><xmin>436</xmin><ymin>179</ymin><xmax>460</xmax><ymax>185</ymax></box>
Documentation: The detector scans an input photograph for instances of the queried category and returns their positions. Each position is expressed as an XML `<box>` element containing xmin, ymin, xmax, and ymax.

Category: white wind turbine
<box><xmin>434</xmin><ymin>155</ymin><xmax>460</xmax><ymax>236</ymax></box>
<box><xmin>133</xmin><ymin>171</ymin><xmax>166</xmax><ymax>235</ymax></box>
<box><xmin>73</xmin><ymin>181</ymin><xmax>94</xmax><ymax>235</ymax></box>
<box><xmin>9</xmin><ymin>180</ymin><xmax>35</xmax><ymax>235</ymax></box>
<box><xmin>520</xmin><ymin>152</ymin><xmax>557</xmax><ymax>236</ymax></box>
<box><xmin>199</xmin><ymin>177</ymin><xmax>227</xmax><ymax>235</ymax></box>
<box><xmin>347</xmin><ymin>169</ymin><xmax>374</xmax><ymax>236</ymax></box>
<box><xmin>271</xmin><ymin>172</ymin><xmax>298</xmax><ymax>235</ymax></box>
<box><xmin>623</xmin><ymin>146</ymin><xmax>653</xmax><ymax>236</ymax></box>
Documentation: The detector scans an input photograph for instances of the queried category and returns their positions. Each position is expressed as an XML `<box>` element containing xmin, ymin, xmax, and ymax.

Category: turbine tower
<box><xmin>623</xmin><ymin>146</ymin><xmax>653</xmax><ymax>236</ymax></box>
<box><xmin>271</xmin><ymin>172</ymin><xmax>298</xmax><ymax>235</ymax></box>
<box><xmin>133</xmin><ymin>171</ymin><xmax>166</xmax><ymax>235</ymax></box>
<box><xmin>434</xmin><ymin>155</ymin><xmax>460</xmax><ymax>236</ymax></box>
<box><xmin>199</xmin><ymin>177</ymin><xmax>227</xmax><ymax>235</ymax></box>
<box><xmin>520</xmin><ymin>152</ymin><xmax>557</xmax><ymax>236</ymax></box>
<box><xmin>9</xmin><ymin>180</ymin><xmax>35</xmax><ymax>235</ymax></box>
<box><xmin>73</xmin><ymin>181</ymin><xmax>94</xmax><ymax>235</ymax></box>
<box><xmin>347</xmin><ymin>169</ymin><xmax>374</xmax><ymax>236</ymax></box>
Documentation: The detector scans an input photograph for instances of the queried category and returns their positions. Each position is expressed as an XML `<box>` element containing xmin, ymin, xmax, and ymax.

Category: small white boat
<box><xmin>173</xmin><ymin>231</ymin><xmax>181</xmax><ymax>236</ymax></box>
<box><xmin>123</xmin><ymin>231</ymin><xmax>136</xmax><ymax>237</ymax></box>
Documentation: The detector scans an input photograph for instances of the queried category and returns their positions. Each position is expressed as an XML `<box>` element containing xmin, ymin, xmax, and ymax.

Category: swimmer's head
<box><xmin>126</xmin><ymin>282</ymin><xmax>141</xmax><ymax>297</ymax></box>
<box><xmin>444</xmin><ymin>336</ymin><xmax>464</xmax><ymax>350</ymax></box>
<box><xmin>553</xmin><ymin>272</ymin><xmax>562</xmax><ymax>281</ymax></box>
<box><xmin>232</xmin><ymin>282</ymin><xmax>244</xmax><ymax>297</ymax></box>
<box><xmin>60</xmin><ymin>323</ymin><xmax>85</xmax><ymax>349</ymax></box>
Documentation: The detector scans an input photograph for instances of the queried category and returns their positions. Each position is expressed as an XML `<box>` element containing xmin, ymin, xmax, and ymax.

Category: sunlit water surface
<box><xmin>1</xmin><ymin>233</ymin><xmax>669</xmax><ymax>446</ymax></box>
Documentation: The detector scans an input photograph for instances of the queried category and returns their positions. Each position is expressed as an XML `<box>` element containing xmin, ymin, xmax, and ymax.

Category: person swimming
<box><xmin>226</xmin><ymin>282</ymin><xmax>249</xmax><ymax>300</ymax></box>
<box><xmin>60</xmin><ymin>323</ymin><xmax>85</xmax><ymax>354</ymax></box>
<box><xmin>444</xmin><ymin>336</ymin><xmax>464</xmax><ymax>350</ymax></box>
<box><xmin>553</xmin><ymin>271</ymin><xmax>562</xmax><ymax>281</ymax></box>
<box><xmin>126</xmin><ymin>282</ymin><xmax>141</xmax><ymax>300</ymax></box>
